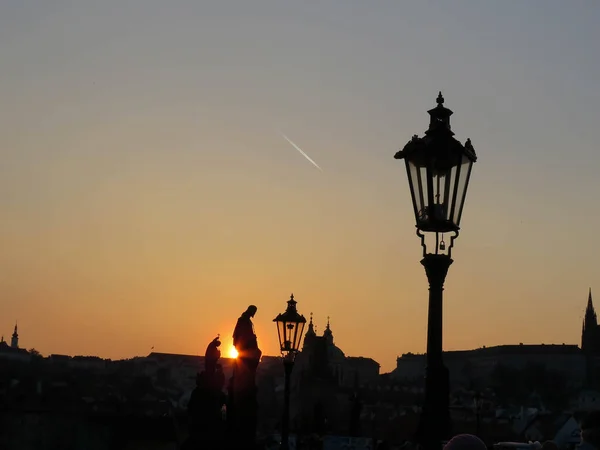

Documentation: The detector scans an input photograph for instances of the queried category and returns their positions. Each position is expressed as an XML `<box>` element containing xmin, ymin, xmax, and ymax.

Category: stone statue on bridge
<box><xmin>183</xmin><ymin>335</ymin><xmax>226</xmax><ymax>450</ymax></box>
<box><xmin>227</xmin><ymin>305</ymin><xmax>262</xmax><ymax>449</ymax></box>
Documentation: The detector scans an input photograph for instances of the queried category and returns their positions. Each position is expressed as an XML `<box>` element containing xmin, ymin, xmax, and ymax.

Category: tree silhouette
<box><xmin>28</xmin><ymin>348</ymin><xmax>42</xmax><ymax>358</ymax></box>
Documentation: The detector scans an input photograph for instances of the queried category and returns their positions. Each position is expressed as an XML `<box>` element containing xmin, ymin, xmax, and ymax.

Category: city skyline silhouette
<box><xmin>1</xmin><ymin>2</ymin><xmax>599</xmax><ymax>373</ymax></box>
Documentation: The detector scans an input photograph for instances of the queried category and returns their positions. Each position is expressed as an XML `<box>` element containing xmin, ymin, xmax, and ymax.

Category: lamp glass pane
<box><xmin>294</xmin><ymin>322</ymin><xmax>305</xmax><ymax>351</ymax></box>
<box><xmin>408</xmin><ymin>159</ymin><xmax>425</xmax><ymax>222</ymax></box>
<box><xmin>277</xmin><ymin>320</ymin><xmax>286</xmax><ymax>352</ymax></box>
<box><xmin>454</xmin><ymin>155</ymin><xmax>474</xmax><ymax>226</ymax></box>
<box><xmin>285</xmin><ymin>322</ymin><xmax>295</xmax><ymax>351</ymax></box>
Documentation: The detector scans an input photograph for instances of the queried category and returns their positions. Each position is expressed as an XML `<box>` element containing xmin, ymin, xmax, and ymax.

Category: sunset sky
<box><xmin>1</xmin><ymin>2</ymin><xmax>599</xmax><ymax>372</ymax></box>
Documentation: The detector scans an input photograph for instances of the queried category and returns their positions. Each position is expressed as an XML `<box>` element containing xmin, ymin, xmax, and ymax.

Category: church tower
<box><xmin>302</xmin><ymin>313</ymin><xmax>316</xmax><ymax>351</ymax></box>
<box><xmin>323</xmin><ymin>317</ymin><xmax>334</xmax><ymax>345</ymax></box>
<box><xmin>10</xmin><ymin>322</ymin><xmax>19</xmax><ymax>349</ymax></box>
<box><xmin>582</xmin><ymin>289</ymin><xmax>598</xmax><ymax>353</ymax></box>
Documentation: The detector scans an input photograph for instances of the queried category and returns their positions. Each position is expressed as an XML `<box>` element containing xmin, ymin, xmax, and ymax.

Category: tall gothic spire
<box><xmin>582</xmin><ymin>289</ymin><xmax>597</xmax><ymax>352</ymax></box>
<box><xmin>585</xmin><ymin>289</ymin><xmax>597</xmax><ymax>324</ymax></box>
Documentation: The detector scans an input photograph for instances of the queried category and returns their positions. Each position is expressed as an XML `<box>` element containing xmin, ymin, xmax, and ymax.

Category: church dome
<box><xmin>327</xmin><ymin>343</ymin><xmax>345</xmax><ymax>362</ymax></box>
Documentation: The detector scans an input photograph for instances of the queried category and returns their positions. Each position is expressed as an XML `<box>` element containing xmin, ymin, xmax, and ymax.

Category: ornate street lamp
<box><xmin>274</xmin><ymin>293</ymin><xmax>307</xmax><ymax>450</ymax></box>
<box><xmin>394</xmin><ymin>92</ymin><xmax>477</xmax><ymax>450</ymax></box>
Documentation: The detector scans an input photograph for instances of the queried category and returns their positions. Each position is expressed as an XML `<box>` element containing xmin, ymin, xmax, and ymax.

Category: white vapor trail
<box><xmin>279</xmin><ymin>132</ymin><xmax>323</xmax><ymax>172</ymax></box>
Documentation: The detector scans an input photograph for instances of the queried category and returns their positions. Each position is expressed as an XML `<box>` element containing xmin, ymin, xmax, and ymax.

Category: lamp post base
<box><xmin>417</xmin><ymin>365</ymin><xmax>451</xmax><ymax>449</ymax></box>
<box><xmin>417</xmin><ymin>254</ymin><xmax>453</xmax><ymax>450</ymax></box>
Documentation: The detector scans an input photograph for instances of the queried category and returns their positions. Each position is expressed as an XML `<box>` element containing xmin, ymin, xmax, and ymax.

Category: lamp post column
<box><xmin>281</xmin><ymin>357</ymin><xmax>294</xmax><ymax>450</ymax></box>
<box><xmin>420</xmin><ymin>253</ymin><xmax>452</xmax><ymax>450</ymax></box>
<box><xmin>393</xmin><ymin>92</ymin><xmax>478</xmax><ymax>450</ymax></box>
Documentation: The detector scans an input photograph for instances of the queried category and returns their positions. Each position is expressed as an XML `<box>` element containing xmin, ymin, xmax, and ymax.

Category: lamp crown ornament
<box><xmin>287</xmin><ymin>293</ymin><xmax>297</xmax><ymax>310</ymax></box>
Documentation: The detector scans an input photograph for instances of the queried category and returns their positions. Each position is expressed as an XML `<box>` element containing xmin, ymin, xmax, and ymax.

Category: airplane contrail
<box><xmin>279</xmin><ymin>132</ymin><xmax>323</xmax><ymax>172</ymax></box>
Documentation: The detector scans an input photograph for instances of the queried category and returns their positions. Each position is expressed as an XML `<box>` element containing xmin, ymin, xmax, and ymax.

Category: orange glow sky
<box><xmin>1</xmin><ymin>2</ymin><xmax>599</xmax><ymax>372</ymax></box>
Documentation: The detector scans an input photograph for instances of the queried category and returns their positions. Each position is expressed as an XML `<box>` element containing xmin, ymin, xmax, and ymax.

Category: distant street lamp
<box><xmin>394</xmin><ymin>92</ymin><xmax>478</xmax><ymax>450</ymax></box>
<box><xmin>274</xmin><ymin>293</ymin><xmax>307</xmax><ymax>450</ymax></box>
<box><xmin>473</xmin><ymin>391</ymin><xmax>483</xmax><ymax>437</ymax></box>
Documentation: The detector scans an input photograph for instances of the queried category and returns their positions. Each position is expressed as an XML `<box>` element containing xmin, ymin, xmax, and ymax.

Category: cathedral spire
<box><xmin>582</xmin><ymin>289</ymin><xmax>597</xmax><ymax>352</ymax></box>
<box><xmin>585</xmin><ymin>289</ymin><xmax>597</xmax><ymax>323</ymax></box>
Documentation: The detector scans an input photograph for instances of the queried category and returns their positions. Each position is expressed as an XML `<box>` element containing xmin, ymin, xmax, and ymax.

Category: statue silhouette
<box><xmin>227</xmin><ymin>305</ymin><xmax>262</xmax><ymax>449</ymax></box>
<box><xmin>205</xmin><ymin>335</ymin><xmax>221</xmax><ymax>375</ymax></box>
<box><xmin>183</xmin><ymin>336</ymin><xmax>226</xmax><ymax>450</ymax></box>
<box><xmin>233</xmin><ymin>305</ymin><xmax>262</xmax><ymax>362</ymax></box>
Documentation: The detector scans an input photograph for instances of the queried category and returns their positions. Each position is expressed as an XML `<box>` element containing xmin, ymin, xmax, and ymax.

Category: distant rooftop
<box><xmin>399</xmin><ymin>343</ymin><xmax>581</xmax><ymax>360</ymax></box>
<box><xmin>346</xmin><ymin>356</ymin><xmax>381</xmax><ymax>367</ymax></box>
<box><xmin>147</xmin><ymin>352</ymin><xmax>201</xmax><ymax>359</ymax></box>
<box><xmin>49</xmin><ymin>354</ymin><xmax>71</xmax><ymax>360</ymax></box>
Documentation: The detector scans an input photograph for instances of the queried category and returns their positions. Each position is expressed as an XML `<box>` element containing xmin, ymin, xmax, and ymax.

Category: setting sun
<box><xmin>228</xmin><ymin>346</ymin><xmax>238</xmax><ymax>359</ymax></box>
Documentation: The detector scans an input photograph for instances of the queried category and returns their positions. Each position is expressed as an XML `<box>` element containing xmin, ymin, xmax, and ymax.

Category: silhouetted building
<box><xmin>0</xmin><ymin>323</ymin><xmax>30</xmax><ymax>362</ymax></box>
<box><xmin>391</xmin><ymin>291</ymin><xmax>600</xmax><ymax>389</ymax></box>
<box><xmin>582</xmin><ymin>289</ymin><xmax>599</xmax><ymax>354</ymax></box>
<box><xmin>581</xmin><ymin>288</ymin><xmax>600</xmax><ymax>387</ymax></box>
<box><xmin>393</xmin><ymin>344</ymin><xmax>585</xmax><ymax>388</ymax></box>
<box><xmin>300</xmin><ymin>316</ymin><xmax>380</xmax><ymax>388</ymax></box>
<box><xmin>291</xmin><ymin>315</ymin><xmax>380</xmax><ymax>434</ymax></box>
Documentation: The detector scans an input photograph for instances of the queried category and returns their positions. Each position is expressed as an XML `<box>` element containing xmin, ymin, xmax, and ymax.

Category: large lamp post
<box><xmin>394</xmin><ymin>92</ymin><xmax>477</xmax><ymax>450</ymax></box>
<box><xmin>274</xmin><ymin>293</ymin><xmax>307</xmax><ymax>450</ymax></box>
